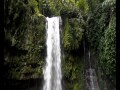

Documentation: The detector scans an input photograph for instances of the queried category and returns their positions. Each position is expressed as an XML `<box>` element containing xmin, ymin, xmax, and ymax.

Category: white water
<box><xmin>86</xmin><ymin>51</ymin><xmax>100</xmax><ymax>90</ymax></box>
<box><xmin>43</xmin><ymin>17</ymin><xmax>62</xmax><ymax>90</ymax></box>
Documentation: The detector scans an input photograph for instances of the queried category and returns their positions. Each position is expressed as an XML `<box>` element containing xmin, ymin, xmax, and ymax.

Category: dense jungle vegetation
<box><xmin>3</xmin><ymin>0</ymin><xmax>116</xmax><ymax>90</ymax></box>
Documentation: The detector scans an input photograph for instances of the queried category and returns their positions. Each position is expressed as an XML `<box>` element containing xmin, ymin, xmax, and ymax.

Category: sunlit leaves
<box><xmin>102</xmin><ymin>0</ymin><xmax>115</xmax><ymax>7</ymax></box>
<box><xmin>76</xmin><ymin>0</ymin><xmax>89</xmax><ymax>14</ymax></box>
<box><xmin>63</xmin><ymin>18</ymin><xmax>83</xmax><ymax>51</ymax></box>
<box><xmin>103</xmin><ymin>15</ymin><xmax>116</xmax><ymax>79</ymax></box>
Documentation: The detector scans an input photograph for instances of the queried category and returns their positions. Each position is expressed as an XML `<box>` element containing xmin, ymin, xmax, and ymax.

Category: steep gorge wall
<box><xmin>4</xmin><ymin>0</ymin><xmax>46</xmax><ymax>80</ymax></box>
<box><xmin>4</xmin><ymin>0</ymin><xmax>116</xmax><ymax>90</ymax></box>
<box><xmin>4</xmin><ymin>0</ymin><xmax>85</xmax><ymax>90</ymax></box>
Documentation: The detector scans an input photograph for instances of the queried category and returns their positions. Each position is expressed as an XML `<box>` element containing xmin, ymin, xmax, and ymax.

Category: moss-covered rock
<box><xmin>62</xmin><ymin>55</ymin><xmax>85</xmax><ymax>90</ymax></box>
<box><xmin>4</xmin><ymin>0</ymin><xmax>115</xmax><ymax>89</ymax></box>
<box><xmin>63</xmin><ymin>17</ymin><xmax>83</xmax><ymax>51</ymax></box>
<box><xmin>4</xmin><ymin>0</ymin><xmax>46</xmax><ymax>80</ymax></box>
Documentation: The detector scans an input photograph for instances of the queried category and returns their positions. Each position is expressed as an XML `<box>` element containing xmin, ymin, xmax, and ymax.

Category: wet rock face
<box><xmin>86</xmin><ymin>68</ymin><xmax>100</xmax><ymax>90</ymax></box>
<box><xmin>84</xmin><ymin>50</ymin><xmax>100</xmax><ymax>90</ymax></box>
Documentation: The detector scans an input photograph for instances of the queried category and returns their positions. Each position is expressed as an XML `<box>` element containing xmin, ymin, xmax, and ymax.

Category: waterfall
<box><xmin>88</xmin><ymin>51</ymin><xmax>95</xmax><ymax>90</ymax></box>
<box><xmin>43</xmin><ymin>17</ymin><xmax>62</xmax><ymax>90</ymax></box>
<box><xmin>86</xmin><ymin>50</ymin><xmax>100</xmax><ymax>90</ymax></box>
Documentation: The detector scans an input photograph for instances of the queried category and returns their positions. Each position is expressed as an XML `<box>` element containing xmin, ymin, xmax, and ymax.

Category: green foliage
<box><xmin>4</xmin><ymin>0</ymin><xmax>46</xmax><ymax>80</ymax></box>
<box><xmin>73</xmin><ymin>83</ymin><xmax>79</xmax><ymax>90</ymax></box>
<box><xmin>63</xmin><ymin>18</ymin><xmax>72</xmax><ymax>50</ymax></box>
<box><xmin>37</xmin><ymin>0</ymin><xmax>64</xmax><ymax>16</ymax></box>
<box><xmin>102</xmin><ymin>0</ymin><xmax>116</xmax><ymax>7</ymax></box>
<box><xmin>86</xmin><ymin>0</ymin><xmax>116</xmax><ymax>85</ymax></box>
<box><xmin>4</xmin><ymin>1</ymin><xmax>116</xmax><ymax>89</ymax></box>
<box><xmin>99</xmin><ymin>15</ymin><xmax>116</xmax><ymax>82</ymax></box>
<box><xmin>76</xmin><ymin>0</ymin><xmax>89</xmax><ymax>14</ymax></box>
<box><xmin>4</xmin><ymin>0</ymin><xmax>86</xmax><ymax>81</ymax></box>
<box><xmin>36</xmin><ymin>0</ymin><xmax>90</xmax><ymax>17</ymax></box>
<box><xmin>62</xmin><ymin>55</ymin><xmax>85</xmax><ymax>90</ymax></box>
<box><xmin>63</xmin><ymin>18</ymin><xmax>83</xmax><ymax>51</ymax></box>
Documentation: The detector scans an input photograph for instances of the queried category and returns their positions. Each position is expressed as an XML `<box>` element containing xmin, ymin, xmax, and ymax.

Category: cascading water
<box><xmin>43</xmin><ymin>17</ymin><xmax>62</xmax><ymax>90</ymax></box>
<box><xmin>86</xmin><ymin>51</ymin><xmax>100</xmax><ymax>90</ymax></box>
